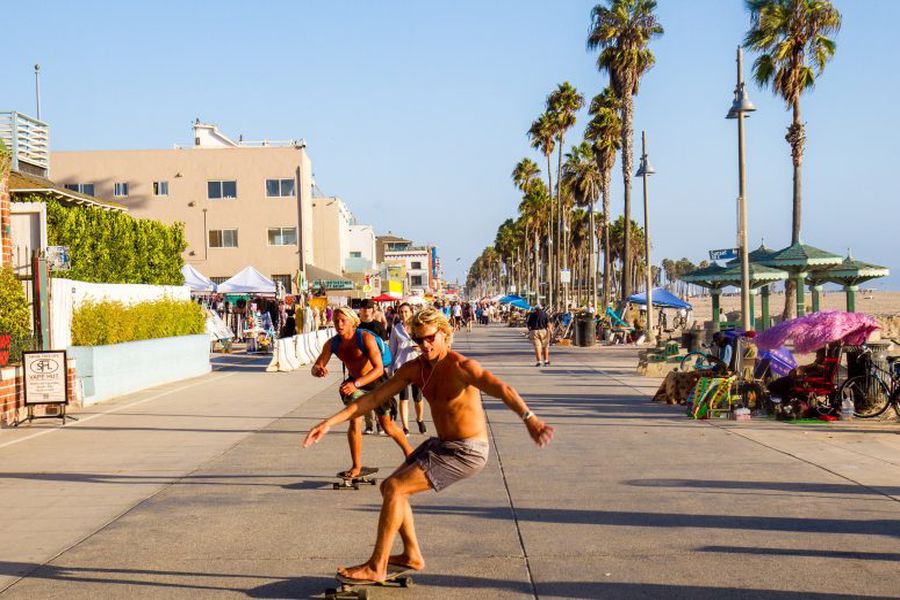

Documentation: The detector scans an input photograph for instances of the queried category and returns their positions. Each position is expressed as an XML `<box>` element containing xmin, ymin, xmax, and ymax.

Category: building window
<box><xmin>153</xmin><ymin>181</ymin><xmax>169</xmax><ymax>196</ymax></box>
<box><xmin>349</xmin><ymin>251</ymin><xmax>362</xmax><ymax>258</ymax></box>
<box><xmin>209</xmin><ymin>229</ymin><xmax>239</xmax><ymax>248</ymax></box>
<box><xmin>208</xmin><ymin>180</ymin><xmax>237</xmax><ymax>199</ymax></box>
<box><xmin>114</xmin><ymin>182</ymin><xmax>129</xmax><ymax>197</ymax></box>
<box><xmin>64</xmin><ymin>183</ymin><xmax>95</xmax><ymax>196</ymax></box>
<box><xmin>272</xmin><ymin>274</ymin><xmax>292</xmax><ymax>294</ymax></box>
<box><xmin>266</xmin><ymin>178</ymin><xmax>295</xmax><ymax>197</ymax></box>
<box><xmin>267</xmin><ymin>227</ymin><xmax>297</xmax><ymax>246</ymax></box>
<box><xmin>410</xmin><ymin>261</ymin><xmax>422</xmax><ymax>270</ymax></box>
<box><xmin>411</xmin><ymin>275</ymin><xmax>424</xmax><ymax>286</ymax></box>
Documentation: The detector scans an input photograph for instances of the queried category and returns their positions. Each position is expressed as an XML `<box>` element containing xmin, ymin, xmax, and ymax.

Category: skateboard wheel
<box><xmin>369</xmin><ymin>479</ymin><xmax>377</xmax><ymax>485</ymax></box>
<box><xmin>357</xmin><ymin>589</ymin><xmax>369</xmax><ymax>600</ymax></box>
<box><xmin>352</xmin><ymin>483</ymin><xmax>360</xmax><ymax>490</ymax></box>
<box><xmin>332</xmin><ymin>483</ymin><xmax>340</xmax><ymax>490</ymax></box>
<box><xmin>400</xmin><ymin>576</ymin><xmax>413</xmax><ymax>588</ymax></box>
<box><xmin>324</xmin><ymin>587</ymin><xmax>337</xmax><ymax>596</ymax></box>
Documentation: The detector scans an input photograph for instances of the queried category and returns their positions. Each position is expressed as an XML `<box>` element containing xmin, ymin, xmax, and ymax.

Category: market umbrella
<box><xmin>755</xmin><ymin>311</ymin><xmax>880</xmax><ymax>354</ymax></box>
<box><xmin>372</xmin><ymin>293</ymin><xmax>400</xmax><ymax>302</ymax></box>
<box><xmin>627</xmin><ymin>288</ymin><xmax>692</xmax><ymax>310</ymax></box>
<box><xmin>403</xmin><ymin>295</ymin><xmax>427</xmax><ymax>305</ymax></box>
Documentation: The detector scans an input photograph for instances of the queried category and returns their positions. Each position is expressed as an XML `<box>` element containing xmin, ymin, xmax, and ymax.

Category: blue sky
<box><xmin>3</xmin><ymin>0</ymin><xmax>897</xmax><ymax>289</ymax></box>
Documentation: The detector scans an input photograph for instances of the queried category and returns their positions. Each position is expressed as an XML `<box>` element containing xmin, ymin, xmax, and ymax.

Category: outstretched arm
<box><xmin>311</xmin><ymin>337</ymin><xmax>332</xmax><ymax>377</ymax></box>
<box><xmin>457</xmin><ymin>358</ymin><xmax>554</xmax><ymax>448</ymax></box>
<box><xmin>303</xmin><ymin>365</ymin><xmax>414</xmax><ymax>448</ymax></box>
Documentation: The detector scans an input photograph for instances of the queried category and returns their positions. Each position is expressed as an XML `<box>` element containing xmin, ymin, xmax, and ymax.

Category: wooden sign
<box><xmin>23</xmin><ymin>351</ymin><xmax>69</xmax><ymax>405</ymax></box>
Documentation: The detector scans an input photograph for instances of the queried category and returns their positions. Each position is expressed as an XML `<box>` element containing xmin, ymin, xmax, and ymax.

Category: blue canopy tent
<box><xmin>498</xmin><ymin>294</ymin><xmax>531</xmax><ymax>310</ymax></box>
<box><xmin>627</xmin><ymin>288</ymin><xmax>692</xmax><ymax>310</ymax></box>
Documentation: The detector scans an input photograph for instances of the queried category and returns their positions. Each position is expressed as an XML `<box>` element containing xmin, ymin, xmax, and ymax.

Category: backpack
<box><xmin>331</xmin><ymin>329</ymin><xmax>393</xmax><ymax>367</ymax></box>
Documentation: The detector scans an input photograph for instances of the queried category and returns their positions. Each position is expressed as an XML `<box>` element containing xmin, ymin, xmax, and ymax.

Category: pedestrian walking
<box><xmin>311</xmin><ymin>307</ymin><xmax>413</xmax><ymax>479</ymax></box>
<box><xmin>358</xmin><ymin>299</ymin><xmax>388</xmax><ymax>434</ymax></box>
<box><xmin>303</xmin><ymin>307</ymin><xmax>553</xmax><ymax>584</ymax></box>
<box><xmin>388</xmin><ymin>303</ymin><xmax>427</xmax><ymax>435</ymax></box>
<box><xmin>526</xmin><ymin>305</ymin><xmax>552</xmax><ymax>367</ymax></box>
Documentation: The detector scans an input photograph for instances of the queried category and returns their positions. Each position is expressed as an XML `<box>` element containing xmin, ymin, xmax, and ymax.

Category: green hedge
<box><xmin>18</xmin><ymin>195</ymin><xmax>186</xmax><ymax>285</ymax></box>
<box><xmin>0</xmin><ymin>267</ymin><xmax>33</xmax><ymax>363</ymax></box>
<box><xmin>71</xmin><ymin>298</ymin><xmax>205</xmax><ymax>346</ymax></box>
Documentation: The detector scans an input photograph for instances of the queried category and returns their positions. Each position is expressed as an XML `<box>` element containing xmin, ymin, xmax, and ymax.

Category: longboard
<box><xmin>333</xmin><ymin>467</ymin><xmax>379</xmax><ymax>490</ymax></box>
<box><xmin>325</xmin><ymin>566</ymin><xmax>414</xmax><ymax>599</ymax></box>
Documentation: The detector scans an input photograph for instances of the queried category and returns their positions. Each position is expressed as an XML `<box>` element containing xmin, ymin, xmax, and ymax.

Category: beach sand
<box><xmin>684</xmin><ymin>290</ymin><xmax>900</xmax><ymax>340</ymax></box>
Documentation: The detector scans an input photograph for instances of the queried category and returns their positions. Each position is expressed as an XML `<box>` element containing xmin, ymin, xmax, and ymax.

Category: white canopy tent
<box><xmin>181</xmin><ymin>263</ymin><xmax>217</xmax><ymax>292</ymax></box>
<box><xmin>217</xmin><ymin>266</ymin><xmax>277</xmax><ymax>294</ymax></box>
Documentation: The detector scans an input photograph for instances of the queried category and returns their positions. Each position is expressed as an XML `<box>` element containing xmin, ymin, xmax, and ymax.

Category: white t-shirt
<box><xmin>452</xmin><ymin>305</ymin><xmax>462</xmax><ymax>317</ymax></box>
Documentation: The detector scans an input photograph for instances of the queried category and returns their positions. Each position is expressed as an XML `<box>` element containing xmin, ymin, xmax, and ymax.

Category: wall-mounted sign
<box><xmin>313</xmin><ymin>279</ymin><xmax>354</xmax><ymax>291</ymax></box>
<box><xmin>23</xmin><ymin>351</ymin><xmax>69</xmax><ymax>405</ymax></box>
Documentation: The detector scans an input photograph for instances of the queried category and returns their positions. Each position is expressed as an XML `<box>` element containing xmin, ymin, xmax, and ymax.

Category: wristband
<box><xmin>353</xmin><ymin>380</ymin><xmax>361</xmax><ymax>389</ymax></box>
<box><xmin>521</xmin><ymin>410</ymin><xmax>534</xmax><ymax>422</ymax></box>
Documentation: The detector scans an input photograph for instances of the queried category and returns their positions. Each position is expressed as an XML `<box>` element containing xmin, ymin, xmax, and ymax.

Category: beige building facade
<box><xmin>50</xmin><ymin>122</ymin><xmax>314</xmax><ymax>292</ymax></box>
<box><xmin>311</xmin><ymin>196</ymin><xmax>352</xmax><ymax>277</ymax></box>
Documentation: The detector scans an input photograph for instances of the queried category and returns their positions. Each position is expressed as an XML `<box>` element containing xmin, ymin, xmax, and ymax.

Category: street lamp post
<box><xmin>636</xmin><ymin>130</ymin><xmax>656</xmax><ymax>345</ymax></box>
<box><xmin>726</xmin><ymin>46</ymin><xmax>756</xmax><ymax>332</ymax></box>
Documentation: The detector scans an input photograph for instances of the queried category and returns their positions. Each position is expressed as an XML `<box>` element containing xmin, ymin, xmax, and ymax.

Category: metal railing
<box><xmin>0</xmin><ymin>111</ymin><xmax>49</xmax><ymax>174</ymax></box>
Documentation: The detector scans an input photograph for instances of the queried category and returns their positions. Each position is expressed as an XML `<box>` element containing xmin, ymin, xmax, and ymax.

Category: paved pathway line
<box><xmin>0</xmin><ymin>354</ymin><xmax>339</xmax><ymax>593</ymax></box>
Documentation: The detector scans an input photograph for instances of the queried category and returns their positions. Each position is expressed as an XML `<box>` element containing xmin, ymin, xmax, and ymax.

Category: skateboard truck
<box><xmin>333</xmin><ymin>467</ymin><xmax>379</xmax><ymax>491</ymax></box>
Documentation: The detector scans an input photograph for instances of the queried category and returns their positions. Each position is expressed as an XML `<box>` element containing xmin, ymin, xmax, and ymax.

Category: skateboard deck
<box><xmin>325</xmin><ymin>566</ymin><xmax>414</xmax><ymax>599</ymax></box>
<box><xmin>333</xmin><ymin>467</ymin><xmax>379</xmax><ymax>490</ymax></box>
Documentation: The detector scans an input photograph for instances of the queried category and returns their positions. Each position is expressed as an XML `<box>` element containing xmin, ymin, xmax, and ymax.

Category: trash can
<box><xmin>575</xmin><ymin>315</ymin><xmax>596</xmax><ymax>347</ymax></box>
<box><xmin>682</xmin><ymin>330</ymin><xmax>702</xmax><ymax>353</ymax></box>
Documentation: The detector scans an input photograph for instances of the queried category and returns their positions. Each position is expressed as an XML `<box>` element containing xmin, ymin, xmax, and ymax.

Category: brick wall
<box><xmin>0</xmin><ymin>360</ymin><xmax>79</xmax><ymax>427</ymax></box>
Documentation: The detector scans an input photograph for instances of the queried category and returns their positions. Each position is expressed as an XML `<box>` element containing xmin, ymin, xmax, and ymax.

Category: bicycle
<box><xmin>838</xmin><ymin>347</ymin><xmax>900</xmax><ymax>418</ymax></box>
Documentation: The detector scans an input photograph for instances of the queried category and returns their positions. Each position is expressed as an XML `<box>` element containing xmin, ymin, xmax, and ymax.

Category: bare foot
<box><xmin>389</xmin><ymin>552</ymin><xmax>425</xmax><ymax>571</ymax></box>
<box><xmin>337</xmin><ymin>562</ymin><xmax>384</xmax><ymax>582</ymax></box>
<box><xmin>340</xmin><ymin>466</ymin><xmax>362</xmax><ymax>479</ymax></box>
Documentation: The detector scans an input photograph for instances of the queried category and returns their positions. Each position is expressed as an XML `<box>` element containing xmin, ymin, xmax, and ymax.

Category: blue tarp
<box><xmin>498</xmin><ymin>295</ymin><xmax>531</xmax><ymax>310</ymax></box>
<box><xmin>627</xmin><ymin>288</ymin><xmax>692</xmax><ymax>310</ymax></box>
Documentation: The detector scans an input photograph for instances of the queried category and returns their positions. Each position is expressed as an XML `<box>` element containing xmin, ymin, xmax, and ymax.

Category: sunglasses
<box><xmin>412</xmin><ymin>333</ymin><xmax>439</xmax><ymax>345</ymax></box>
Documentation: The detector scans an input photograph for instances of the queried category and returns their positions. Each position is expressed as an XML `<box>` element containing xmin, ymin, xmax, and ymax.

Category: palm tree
<box><xmin>744</xmin><ymin>0</ymin><xmax>841</xmax><ymax>318</ymax></box>
<box><xmin>519</xmin><ymin>181</ymin><xmax>551</xmax><ymax>304</ymax></box>
<box><xmin>587</xmin><ymin>0</ymin><xmax>663</xmax><ymax>299</ymax></box>
<box><xmin>585</xmin><ymin>88</ymin><xmax>622</xmax><ymax>310</ymax></box>
<box><xmin>527</xmin><ymin>112</ymin><xmax>557</xmax><ymax>308</ymax></box>
<box><xmin>548</xmin><ymin>82</ymin><xmax>585</xmax><ymax>309</ymax></box>
<box><xmin>562</xmin><ymin>141</ymin><xmax>601</xmax><ymax>311</ymax></box>
<box><xmin>511</xmin><ymin>158</ymin><xmax>541</xmax><ymax>194</ymax></box>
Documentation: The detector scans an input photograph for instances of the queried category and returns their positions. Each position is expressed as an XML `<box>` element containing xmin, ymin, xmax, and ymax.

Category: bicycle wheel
<box><xmin>839</xmin><ymin>375</ymin><xmax>891</xmax><ymax>418</ymax></box>
<box><xmin>679</xmin><ymin>352</ymin><xmax>711</xmax><ymax>371</ymax></box>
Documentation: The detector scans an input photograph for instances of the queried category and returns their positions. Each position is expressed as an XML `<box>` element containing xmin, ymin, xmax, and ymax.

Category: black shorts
<box><xmin>398</xmin><ymin>383</ymin><xmax>422</xmax><ymax>402</ymax></box>
<box><xmin>341</xmin><ymin>377</ymin><xmax>395</xmax><ymax>416</ymax></box>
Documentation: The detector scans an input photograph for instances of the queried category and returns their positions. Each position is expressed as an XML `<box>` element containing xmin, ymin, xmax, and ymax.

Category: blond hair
<box><xmin>332</xmin><ymin>306</ymin><xmax>360</xmax><ymax>327</ymax></box>
<box><xmin>410</xmin><ymin>307</ymin><xmax>453</xmax><ymax>337</ymax></box>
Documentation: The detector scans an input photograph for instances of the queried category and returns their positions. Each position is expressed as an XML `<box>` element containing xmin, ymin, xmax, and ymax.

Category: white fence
<box><xmin>267</xmin><ymin>328</ymin><xmax>335</xmax><ymax>373</ymax></box>
<box><xmin>50</xmin><ymin>279</ymin><xmax>191</xmax><ymax>349</ymax></box>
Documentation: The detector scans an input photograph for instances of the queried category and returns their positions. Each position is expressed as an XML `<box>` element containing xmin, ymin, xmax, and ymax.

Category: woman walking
<box><xmin>389</xmin><ymin>302</ymin><xmax>427</xmax><ymax>434</ymax></box>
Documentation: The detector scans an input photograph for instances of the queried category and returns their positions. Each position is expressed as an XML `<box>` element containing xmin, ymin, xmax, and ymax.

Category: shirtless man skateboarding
<box><xmin>304</xmin><ymin>307</ymin><xmax>554</xmax><ymax>583</ymax></box>
<box><xmin>312</xmin><ymin>306</ymin><xmax>412</xmax><ymax>479</ymax></box>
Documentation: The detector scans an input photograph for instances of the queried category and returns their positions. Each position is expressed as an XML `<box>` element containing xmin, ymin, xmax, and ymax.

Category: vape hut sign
<box><xmin>23</xmin><ymin>351</ymin><xmax>69</xmax><ymax>406</ymax></box>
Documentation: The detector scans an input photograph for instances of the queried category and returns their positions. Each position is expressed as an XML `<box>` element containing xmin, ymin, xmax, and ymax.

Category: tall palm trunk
<box><xmin>556</xmin><ymin>140</ymin><xmax>566</xmax><ymax>310</ymax></box>
<box><xmin>589</xmin><ymin>204</ymin><xmax>597</xmax><ymax>312</ymax></box>
<box><xmin>782</xmin><ymin>97</ymin><xmax>806</xmax><ymax>319</ymax></box>
<box><xmin>602</xmin><ymin>171</ymin><xmax>612</xmax><ymax>312</ymax></box>
<box><xmin>545</xmin><ymin>154</ymin><xmax>555</xmax><ymax>308</ymax></box>
<box><xmin>620</xmin><ymin>93</ymin><xmax>634</xmax><ymax>299</ymax></box>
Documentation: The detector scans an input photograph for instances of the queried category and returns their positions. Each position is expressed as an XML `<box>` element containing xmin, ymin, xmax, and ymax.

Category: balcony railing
<box><xmin>0</xmin><ymin>111</ymin><xmax>49</xmax><ymax>176</ymax></box>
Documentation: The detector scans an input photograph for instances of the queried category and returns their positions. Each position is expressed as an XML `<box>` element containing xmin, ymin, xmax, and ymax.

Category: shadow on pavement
<box><xmin>699</xmin><ymin>545</ymin><xmax>900</xmax><ymax>562</ymax></box>
<box><xmin>356</xmin><ymin>504</ymin><xmax>900</xmax><ymax>538</ymax></box>
<box><xmin>627</xmin><ymin>478</ymin><xmax>900</xmax><ymax>498</ymax></box>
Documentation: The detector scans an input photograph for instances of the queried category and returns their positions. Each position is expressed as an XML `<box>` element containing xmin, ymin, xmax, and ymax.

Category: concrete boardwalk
<box><xmin>0</xmin><ymin>327</ymin><xmax>898</xmax><ymax>599</ymax></box>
